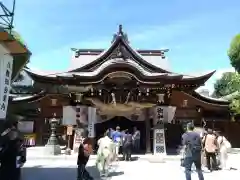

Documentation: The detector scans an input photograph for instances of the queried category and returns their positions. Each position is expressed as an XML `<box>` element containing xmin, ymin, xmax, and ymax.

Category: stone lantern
<box><xmin>44</xmin><ymin>113</ymin><xmax>61</xmax><ymax>155</ymax></box>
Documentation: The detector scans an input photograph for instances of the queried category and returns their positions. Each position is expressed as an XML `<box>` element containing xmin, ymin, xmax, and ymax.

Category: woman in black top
<box><xmin>77</xmin><ymin>132</ymin><xmax>94</xmax><ymax>180</ymax></box>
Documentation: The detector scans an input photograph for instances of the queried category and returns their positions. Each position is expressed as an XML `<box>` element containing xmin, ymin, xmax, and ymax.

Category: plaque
<box><xmin>67</xmin><ymin>126</ymin><xmax>73</xmax><ymax>135</ymax></box>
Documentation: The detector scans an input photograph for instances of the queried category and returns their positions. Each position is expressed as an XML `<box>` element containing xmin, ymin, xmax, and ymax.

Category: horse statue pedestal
<box><xmin>147</xmin><ymin>154</ymin><xmax>166</xmax><ymax>163</ymax></box>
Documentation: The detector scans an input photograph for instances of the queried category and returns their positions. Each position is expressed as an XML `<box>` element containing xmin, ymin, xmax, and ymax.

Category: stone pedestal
<box><xmin>147</xmin><ymin>155</ymin><xmax>166</xmax><ymax>163</ymax></box>
<box><xmin>44</xmin><ymin>144</ymin><xmax>61</xmax><ymax>155</ymax></box>
<box><xmin>65</xmin><ymin>148</ymin><xmax>71</xmax><ymax>155</ymax></box>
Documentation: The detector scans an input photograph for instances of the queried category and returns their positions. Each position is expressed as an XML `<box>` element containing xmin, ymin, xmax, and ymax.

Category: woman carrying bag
<box><xmin>217</xmin><ymin>132</ymin><xmax>231</xmax><ymax>170</ymax></box>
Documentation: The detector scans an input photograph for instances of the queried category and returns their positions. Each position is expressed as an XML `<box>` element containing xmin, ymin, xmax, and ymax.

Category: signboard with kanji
<box><xmin>67</xmin><ymin>126</ymin><xmax>73</xmax><ymax>135</ymax></box>
<box><xmin>0</xmin><ymin>55</ymin><xmax>13</xmax><ymax>120</ymax></box>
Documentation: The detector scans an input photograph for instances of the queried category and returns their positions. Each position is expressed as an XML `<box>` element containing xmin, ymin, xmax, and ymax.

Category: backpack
<box><xmin>186</xmin><ymin>133</ymin><xmax>202</xmax><ymax>153</ymax></box>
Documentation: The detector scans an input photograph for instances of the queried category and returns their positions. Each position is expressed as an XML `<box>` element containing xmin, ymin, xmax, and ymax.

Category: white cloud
<box><xmin>196</xmin><ymin>67</ymin><xmax>235</xmax><ymax>94</ymax></box>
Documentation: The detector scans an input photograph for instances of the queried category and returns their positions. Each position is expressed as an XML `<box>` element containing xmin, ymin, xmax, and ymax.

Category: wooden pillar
<box><xmin>145</xmin><ymin>108</ymin><xmax>151</xmax><ymax>153</ymax></box>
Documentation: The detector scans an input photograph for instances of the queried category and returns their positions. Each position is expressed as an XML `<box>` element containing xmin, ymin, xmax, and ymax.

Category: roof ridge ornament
<box><xmin>111</xmin><ymin>24</ymin><xmax>129</xmax><ymax>43</ymax></box>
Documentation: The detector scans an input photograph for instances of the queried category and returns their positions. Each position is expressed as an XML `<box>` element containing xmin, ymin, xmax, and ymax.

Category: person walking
<box><xmin>132</xmin><ymin>127</ymin><xmax>140</xmax><ymax>154</ymax></box>
<box><xmin>96</xmin><ymin>130</ymin><xmax>115</xmax><ymax>177</ymax></box>
<box><xmin>122</xmin><ymin>130</ymin><xmax>133</xmax><ymax>161</ymax></box>
<box><xmin>202</xmin><ymin>129</ymin><xmax>218</xmax><ymax>171</ymax></box>
<box><xmin>16</xmin><ymin>138</ymin><xmax>27</xmax><ymax>180</ymax></box>
<box><xmin>77</xmin><ymin>130</ymin><xmax>94</xmax><ymax>180</ymax></box>
<box><xmin>0</xmin><ymin>125</ymin><xmax>22</xmax><ymax>180</ymax></box>
<box><xmin>111</xmin><ymin>126</ymin><xmax>122</xmax><ymax>160</ymax></box>
<box><xmin>182</xmin><ymin>122</ymin><xmax>204</xmax><ymax>180</ymax></box>
<box><xmin>217</xmin><ymin>131</ymin><xmax>231</xmax><ymax>170</ymax></box>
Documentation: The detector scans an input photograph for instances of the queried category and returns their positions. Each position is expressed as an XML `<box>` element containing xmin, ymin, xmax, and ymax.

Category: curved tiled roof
<box><xmin>188</xmin><ymin>91</ymin><xmax>229</xmax><ymax>106</ymax></box>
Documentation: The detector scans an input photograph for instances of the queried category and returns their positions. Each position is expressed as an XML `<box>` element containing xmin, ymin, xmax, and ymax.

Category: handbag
<box><xmin>180</xmin><ymin>150</ymin><xmax>186</xmax><ymax>167</ymax></box>
<box><xmin>180</xmin><ymin>157</ymin><xmax>185</xmax><ymax>167</ymax></box>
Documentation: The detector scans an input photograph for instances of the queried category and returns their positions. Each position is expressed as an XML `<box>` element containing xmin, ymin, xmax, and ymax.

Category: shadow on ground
<box><xmin>119</xmin><ymin>156</ymin><xmax>139</xmax><ymax>161</ymax></box>
<box><xmin>22</xmin><ymin>165</ymin><xmax>124</xmax><ymax>180</ymax></box>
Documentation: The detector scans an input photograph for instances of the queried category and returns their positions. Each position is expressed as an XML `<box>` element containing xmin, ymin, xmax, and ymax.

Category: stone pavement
<box><xmin>22</xmin><ymin>154</ymin><xmax>240</xmax><ymax>180</ymax></box>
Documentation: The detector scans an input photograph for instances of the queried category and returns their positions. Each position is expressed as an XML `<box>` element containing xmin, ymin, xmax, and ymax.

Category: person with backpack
<box><xmin>202</xmin><ymin>129</ymin><xmax>218</xmax><ymax>171</ymax></box>
<box><xmin>182</xmin><ymin>122</ymin><xmax>204</xmax><ymax>180</ymax></box>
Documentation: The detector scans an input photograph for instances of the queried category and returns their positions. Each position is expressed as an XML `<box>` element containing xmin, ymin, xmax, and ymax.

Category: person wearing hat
<box><xmin>182</xmin><ymin>122</ymin><xmax>204</xmax><ymax>180</ymax></box>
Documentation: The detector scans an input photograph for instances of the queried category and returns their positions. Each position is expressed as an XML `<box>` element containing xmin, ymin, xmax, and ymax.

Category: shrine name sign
<box><xmin>0</xmin><ymin>48</ymin><xmax>13</xmax><ymax>120</ymax></box>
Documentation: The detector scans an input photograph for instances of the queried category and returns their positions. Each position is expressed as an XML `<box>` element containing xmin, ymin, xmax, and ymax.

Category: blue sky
<box><xmin>4</xmin><ymin>0</ymin><xmax>240</xmax><ymax>92</ymax></box>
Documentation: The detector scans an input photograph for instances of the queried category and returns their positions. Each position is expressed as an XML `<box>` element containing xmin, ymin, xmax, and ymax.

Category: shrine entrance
<box><xmin>164</xmin><ymin>123</ymin><xmax>184</xmax><ymax>154</ymax></box>
<box><xmin>95</xmin><ymin>116</ymin><xmax>146</xmax><ymax>152</ymax></box>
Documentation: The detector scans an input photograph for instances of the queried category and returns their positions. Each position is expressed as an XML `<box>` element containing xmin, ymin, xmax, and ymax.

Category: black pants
<box><xmin>133</xmin><ymin>140</ymin><xmax>140</xmax><ymax>153</ymax></box>
<box><xmin>122</xmin><ymin>144</ymin><xmax>132</xmax><ymax>161</ymax></box>
<box><xmin>205</xmin><ymin>151</ymin><xmax>217</xmax><ymax>171</ymax></box>
<box><xmin>77</xmin><ymin>164</ymin><xmax>93</xmax><ymax>180</ymax></box>
<box><xmin>0</xmin><ymin>167</ymin><xmax>21</xmax><ymax>180</ymax></box>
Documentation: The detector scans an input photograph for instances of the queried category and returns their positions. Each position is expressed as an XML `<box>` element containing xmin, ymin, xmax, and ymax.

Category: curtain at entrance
<box><xmin>95</xmin><ymin>110</ymin><xmax>146</xmax><ymax>124</ymax></box>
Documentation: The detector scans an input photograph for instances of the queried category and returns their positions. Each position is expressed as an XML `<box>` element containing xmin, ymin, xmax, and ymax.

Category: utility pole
<box><xmin>0</xmin><ymin>0</ymin><xmax>16</xmax><ymax>34</ymax></box>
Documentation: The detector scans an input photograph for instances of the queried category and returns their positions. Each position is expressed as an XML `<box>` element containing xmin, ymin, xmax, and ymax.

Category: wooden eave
<box><xmin>0</xmin><ymin>29</ymin><xmax>32</xmax><ymax>81</ymax></box>
<box><xmin>25</xmin><ymin>66</ymin><xmax>215</xmax><ymax>88</ymax></box>
<box><xmin>190</xmin><ymin>91</ymin><xmax>229</xmax><ymax>106</ymax></box>
<box><xmin>184</xmin><ymin>91</ymin><xmax>229</xmax><ymax>108</ymax></box>
<box><xmin>10</xmin><ymin>91</ymin><xmax>47</xmax><ymax>103</ymax></box>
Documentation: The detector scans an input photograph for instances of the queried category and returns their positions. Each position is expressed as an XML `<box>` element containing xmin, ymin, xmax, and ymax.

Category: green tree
<box><xmin>229</xmin><ymin>93</ymin><xmax>240</xmax><ymax>115</ymax></box>
<box><xmin>228</xmin><ymin>34</ymin><xmax>240</xmax><ymax>72</ymax></box>
<box><xmin>213</xmin><ymin>72</ymin><xmax>240</xmax><ymax>97</ymax></box>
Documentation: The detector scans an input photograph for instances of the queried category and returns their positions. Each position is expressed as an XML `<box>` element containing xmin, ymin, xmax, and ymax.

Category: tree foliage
<box><xmin>223</xmin><ymin>73</ymin><xmax>240</xmax><ymax>115</ymax></box>
<box><xmin>213</xmin><ymin>72</ymin><xmax>240</xmax><ymax>97</ymax></box>
<box><xmin>229</xmin><ymin>93</ymin><xmax>240</xmax><ymax>115</ymax></box>
<box><xmin>228</xmin><ymin>34</ymin><xmax>240</xmax><ymax>73</ymax></box>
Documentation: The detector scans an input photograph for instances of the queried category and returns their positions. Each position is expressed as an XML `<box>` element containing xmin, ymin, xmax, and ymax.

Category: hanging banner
<box><xmin>88</xmin><ymin>107</ymin><xmax>96</xmax><ymax>138</ymax></box>
<box><xmin>62</xmin><ymin>106</ymin><xmax>76</xmax><ymax>125</ymax></box>
<box><xmin>152</xmin><ymin>106</ymin><xmax>176</xmax><ymax>124</ymax></box>
<box><xmin>0</xmin><ymin>55</ymin><xmax>13</xmax><ymax>120</ymax></box>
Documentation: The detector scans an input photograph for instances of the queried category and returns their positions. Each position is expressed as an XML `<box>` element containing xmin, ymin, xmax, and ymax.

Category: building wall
<box><xmin>31</xmin><ymin>91</ymin><xmax>236</xmax><ymax>147</ymax></box>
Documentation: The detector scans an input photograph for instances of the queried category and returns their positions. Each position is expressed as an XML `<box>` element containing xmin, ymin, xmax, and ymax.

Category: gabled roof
<box><xmin>24</xmin><ymin>25</ymin><xmax>215</xmax><ymax>87</ymax></box>
<box><xmin>69</xmin><ymin>49</ymin><xmax>171</xmax><ymax>72</ymax></box>
<box><xmin>69</xmin><ymin>25</ymin><xmax>170</xmax><ymax>73</ymax></box>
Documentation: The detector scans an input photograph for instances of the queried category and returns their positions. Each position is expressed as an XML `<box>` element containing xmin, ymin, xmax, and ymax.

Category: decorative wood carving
<box><xmin>51</xmin><ymin>99</ymin><xmax>57</xmax><ymax>106</ymax></box>
<box><xmin>182</xmin><ymin>99</ymin><xmax>188</xmax><ymax>107</ymax></box>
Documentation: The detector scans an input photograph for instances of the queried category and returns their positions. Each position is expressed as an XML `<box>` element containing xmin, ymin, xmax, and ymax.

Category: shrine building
<box><xmin>9</xmin><ymin>25</ymin><xmax>237</xmax><ymax>154</ymax></box>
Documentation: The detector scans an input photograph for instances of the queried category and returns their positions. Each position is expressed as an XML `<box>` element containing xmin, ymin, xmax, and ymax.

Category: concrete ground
<box><xmin>22</xmin><ymin>147</ymin><xmax>240</xmax><ymax>180</ymax></box>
